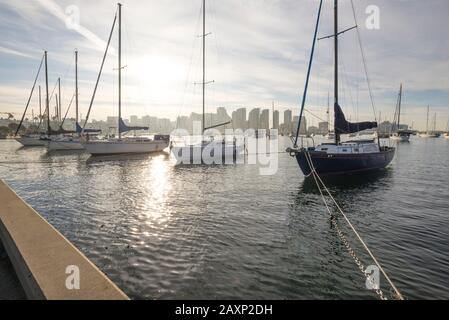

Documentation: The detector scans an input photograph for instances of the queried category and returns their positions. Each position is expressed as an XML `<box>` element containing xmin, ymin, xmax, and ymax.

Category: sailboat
<box><xmin>15</xmin><ymin>52</ymin><xmax>51</xmax><ymax>147</ymax></box>
<box><xmin>82</xmin><ymin>3</ymin><xmax>169</xmax><ymax>156</ymax></box>
<box><xmin>419</xmin><ymin>106</ymin><xmax>439</xmax><ymax>138</ymax></box>
<box><xmin>287</xmin><ymin>0</ymin><xmax>395</xmax><ymax>176</ymax></box>
<box><xmin>390</xmin><ymin>84</ymin><xmax>412</xmax><ymax>142</ymax></box>
<box><xmin>48</xmin><ymin>51</ymin><xmax>101</xmax><ymax>151</ymax></box>
<box><xmin>170</xmin><ymin>0</ymin><xmax>243</xmax><ymax>164</ymax></box>
<box><xmin>444</xmin><ymin>118</ymin><xmax>449</xmax><ymax>139</ymax></box>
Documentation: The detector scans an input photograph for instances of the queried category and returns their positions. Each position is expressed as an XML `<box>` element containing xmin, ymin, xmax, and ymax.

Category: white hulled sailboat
<box><xmin>287</xmin><ymin>0</ymin><xmax>395</xmax><ymax>176</ymax></box>
<box><xmin>390</xmin><ymin>84</ymin><xmax>412</xmax><ymax>142</ymax></box>
<box><xmin>82</xmin><ymin>4</ymin><xmax>169</xmax><ymax>156</ymax></box>
<box><xmin>419</xmin><ymin>106</ymin><xmax>439</xmax><ymax>138</ymax></box>
<box><xmin>14</xmin><ymin>52</ymin><xmax>51</xmax><ymax>147</ymax></box>
<box><xmin>170</xmin><ymin>0</ymin><xmax>243</xmax><ymax>164</ymax></box>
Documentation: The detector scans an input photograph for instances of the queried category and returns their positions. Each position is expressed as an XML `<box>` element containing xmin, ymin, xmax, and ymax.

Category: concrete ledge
<box><xmin>0</xmin><ymin>179</ymin><xmax>128</xmax><ymax>300</ymax></box>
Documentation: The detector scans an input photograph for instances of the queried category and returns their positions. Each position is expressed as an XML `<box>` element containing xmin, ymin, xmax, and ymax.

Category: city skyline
<box><xmin>0</xmin><ymin>0</ymin><xmax>448</xmax><ymax>131</ymax></box>
<box><xmin>3</xmin><ymin>105</ymin><xmax>427</xmax><ymax>137</ymax></box>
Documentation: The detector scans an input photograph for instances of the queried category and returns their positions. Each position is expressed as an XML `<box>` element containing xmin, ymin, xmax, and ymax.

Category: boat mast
<box><xmin>397</xmin><ymin>83</ymin><xmax>402</xmax><ymax>130</ymax></box>
<box><xmin>58</xmin><ymin>77</ymin><xmax>61</xmax><ymax>123</ymax></box>
<box><xmin>202</xmin><ymin>0</ymin><xmax>206</xmax><ymax>134</ymax></box>
<box><xmin>327</xmin><ymin>91</ymin><xmax>330</xmax><ymax>133</ymax></box>
<box><xmin>118</xmin><ymin>2</ymin><xmax>122</xmax><ymax>139</ymax></box>
<box><xmin>45</xmin><ymin>51</ymin><xmax>50</xmax><ymax>136</ymax></box>
<box><xmin>426</xmin><ymin>105</ymin><xmax>429</xmax><ymax>134</ymax></box>
<box><xmin>334</xmin><ymin>0</ymin><xmax>339</xmax><ymax>144</ymax></box>
<box><xmin>75</xmin><ymin>50</ymin><xmax>78</xmax><ymax>128</ymax></box>
<box><xmin>39</xmin><ymin>85</ymin><xmax>41</xmax><ymax>125</ymax></box>
<box><xmin>433</xmin><ymin>113</ymin><xmax>436</xmax><ymax>133</ymax></box>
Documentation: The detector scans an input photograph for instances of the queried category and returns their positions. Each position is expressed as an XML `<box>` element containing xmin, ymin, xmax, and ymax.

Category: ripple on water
<box><xmin>1</xmin><ymin>137</ymin><xmax>449</xmax><ymax>299</ymax></box>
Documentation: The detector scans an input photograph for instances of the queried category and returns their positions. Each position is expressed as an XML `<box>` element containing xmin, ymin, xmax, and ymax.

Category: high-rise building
<box><xmin>248</xmin><ymin>108</ymin><xmax>260</xmax><ymax>130</ymax></box>
<box><xmin>260</xmin><ymin>109</ymin><xmax>270</xmax><ymax>131</ymax></box>
<box><xmin>292</xmin><ymin>116</ymin><xmax>307</xmax><ymax>135</ymax></box>
<box><xmin>232</xmin><ymin>108</ymin><xmax>247</xmax><ymax>130</ymax></box>
<box><xmin>318</xmin><ymin>121</ymin><xmax>329</xmax><ymax>134</ymax></box>
<box><xmin>283</xmin><ymin>110</ymin><xmax>292</xmax><ymax>134</ymax></box>
<box><xmin>273</xmin><ymin>110</ymin><xmax>279</xmax><ymax>130</ymax></box>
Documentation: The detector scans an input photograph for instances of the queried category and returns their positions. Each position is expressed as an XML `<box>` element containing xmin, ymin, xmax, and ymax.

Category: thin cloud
<box><xmin>0</xmin><ymin>46</ymin><xmax>35</xmax><ymax>59</ymax></box>
<box><xmin>36</xmin><ymin>0</ymin><xmax>116</xmax><ymax>54</ymax></box>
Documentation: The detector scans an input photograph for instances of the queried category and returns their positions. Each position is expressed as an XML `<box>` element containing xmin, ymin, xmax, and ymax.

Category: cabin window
<box><xmin>342</xmin><ymin>149</ymin><xmax>348</xmax><ymax>152</ymax></box>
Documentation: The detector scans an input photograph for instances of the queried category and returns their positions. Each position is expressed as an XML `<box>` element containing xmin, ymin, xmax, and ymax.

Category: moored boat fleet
<box><xmin>9</xmin><ymin>1</ymin><xmax>449</xmax><ymax>176</ymax></box>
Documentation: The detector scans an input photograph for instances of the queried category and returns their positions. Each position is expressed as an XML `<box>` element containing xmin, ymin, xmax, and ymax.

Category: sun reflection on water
<box><xmin>139</xmin><ymin>154</ymin><xmax>173</xmax><ymax>232</ymax></box>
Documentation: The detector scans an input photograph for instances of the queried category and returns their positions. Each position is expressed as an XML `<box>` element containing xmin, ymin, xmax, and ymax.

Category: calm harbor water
<box><xmin>0</xmin><ymin>136</ymin><xmax>448</xmax><ymax>300</ymax></box>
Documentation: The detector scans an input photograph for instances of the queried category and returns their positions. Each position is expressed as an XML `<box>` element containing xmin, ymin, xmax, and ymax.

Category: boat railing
<box><xmin>289</xmin><ymin>135</ymin><xmax>315</xmax><ymax>150</ymax></box>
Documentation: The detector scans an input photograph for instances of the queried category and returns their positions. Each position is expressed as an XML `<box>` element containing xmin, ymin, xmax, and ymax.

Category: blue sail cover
<box><xmin>119</xmin><ymin>118</ymin><xmax>149</xmax><ymax>133</ymax></box>
<box><xmin>76</xmin><ymin>122</ymin><xmax>102</xmax><ymax>134</ymax></box>
<box><xmin>334</xmin><ymin>104</ymin><xmax>377</xmax><ymax>135</ymax></box>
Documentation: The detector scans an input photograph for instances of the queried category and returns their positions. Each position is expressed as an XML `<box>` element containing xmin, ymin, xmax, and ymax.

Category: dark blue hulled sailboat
<box><xmin>287</xmin><ymin>0</ymin><xmax>395</xmax><ymax>176</ymax></box>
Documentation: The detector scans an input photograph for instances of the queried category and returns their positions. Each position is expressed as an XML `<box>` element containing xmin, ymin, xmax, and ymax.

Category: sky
<box><xmin>0</xmin><ymin>0</ymin><xmax>448</xmax><ymax>131</ymax></box>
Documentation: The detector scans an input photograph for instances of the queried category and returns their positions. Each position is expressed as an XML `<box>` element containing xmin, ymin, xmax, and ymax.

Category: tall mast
<box><xmin>118</xmin><ymin>3</ymin><xmax>122</xmax><ymax>139</ymax></box>
<box><xmin>334</xmin><ymin>0</ymin><xmax>339</xmax><ymax>144</ymax></box>
<box><xmin>38</xmin><ymin>85</ymin><xmax>41</xmax><ymax>122</ymax></box>
<box><xmin>202</xmin><ymin>0</ymin><xmax>206</xmax><ymax>134</ymax></box>
<box><xmin>433</xmin><ymin>113</ymin><xmax>436</xmax><ymax>133</ymax></box>
<box><xmin>426</xmin><ymin>105</ymin><xmax>429</xmax><ymax>133</ymax></box>
<box><xmin>55</xmin><ymin>94</ymin><xmax>59</xmax><ymax>122</ymax></box>
<box><xmin>58</xmin><ymin>77</ymin><xmax>61</xmax><ymax>123</ymax></box>
<box><xmin>45</xmin><ymin>51</ymin><xmax>50</xmax><ymax>136</ymax></box>
<box><xmin>397</xmin><ymin>84</ymin><xmax>402</xmax><ymax>129</ymax></box>
<box><xmin>327</xmin><ymin>91</ymin><xmax>330</xmax><ymax>132</ymax></box>
<box><xmin>75</xmin><ymin>50</ymin><xmax>79</xmax><ymax>127</ymax></box>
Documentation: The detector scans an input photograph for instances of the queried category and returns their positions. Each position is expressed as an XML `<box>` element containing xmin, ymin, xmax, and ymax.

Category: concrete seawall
<box><xmin>0</xmin><ymin>179</ymin><xmax>128</xmax><ymax>300</ymax></box>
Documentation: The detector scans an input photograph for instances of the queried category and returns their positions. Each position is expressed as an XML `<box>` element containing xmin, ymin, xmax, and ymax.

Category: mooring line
<box><xmin>303</xmin><ymin>150</ymin><xmax>404</xmax><ymax>300</ymax></box>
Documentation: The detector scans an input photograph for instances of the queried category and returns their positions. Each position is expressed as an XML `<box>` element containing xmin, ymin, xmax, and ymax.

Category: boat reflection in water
<box><xmin>85</xmin><ymin>151</ymin><xmax>169</xmax><ymax>164</ymax></box>
<box><xmin>300</xmin><ymin>169</ymin><xmax>391</xmax><ymax>195</ymax></box>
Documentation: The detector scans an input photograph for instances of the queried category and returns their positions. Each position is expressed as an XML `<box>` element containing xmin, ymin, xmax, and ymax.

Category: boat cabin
<box><xmin>315</xmin><ymin>140</ymin><xmax>379</xmax><ymax>154</ymax></box>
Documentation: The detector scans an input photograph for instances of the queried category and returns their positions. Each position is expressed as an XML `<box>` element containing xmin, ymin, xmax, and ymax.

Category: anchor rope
<box><xmin>302</xmin><ymin>149</ymin><xmax>404</xmax><ymax>300</ymax></box>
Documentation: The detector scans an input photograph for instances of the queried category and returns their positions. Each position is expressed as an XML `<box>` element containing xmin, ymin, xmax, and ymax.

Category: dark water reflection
<box><xmin>0</xmin><ymin>136</ymin><xmax>448</xmax><ymax>299</ymax></box>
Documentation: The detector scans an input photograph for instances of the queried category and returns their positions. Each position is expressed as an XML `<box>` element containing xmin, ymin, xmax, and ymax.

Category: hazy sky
<box><xmin>0</xmin><ymin>0</ymin><xmax>448</xmax><ymax>130</ymax></box>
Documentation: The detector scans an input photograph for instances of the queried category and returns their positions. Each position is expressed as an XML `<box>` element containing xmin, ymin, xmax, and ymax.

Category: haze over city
<box><xmin>1</xmin><ymin>0</ymin><xmax>448</xmax><ymax>131</ymax></box>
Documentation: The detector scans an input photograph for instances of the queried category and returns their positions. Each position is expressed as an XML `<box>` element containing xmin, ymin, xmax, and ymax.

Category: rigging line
<box><xmin>339</xmin><ymin>45</ymin><xmax>357</xmax><ymax>121</ymax></box>
<box><xmin>302</xmin><ymin>151</ymin><xmax>390</xmax><ymax>300</ymax></box>
<box><xmin>83</xmin><ymin>11</ymin><xmax>118</xmax><ymax>131</ymax></box>
<box><xmin>15</xmin><ymin>53</ymin><xmax>45</xmax><ymax>136</ymax></box>
<box><xmin>178</xmin><ymin>2</ymin><xmax>204</xmax><ymax>129</ymax></box>
<box><xmin>304</xmin><ymin>151</ymin><xmax>404</xmax><ymax>300</ymax></box>
<box><xmin>294</xmin><ymin>0</ymin><xmax>323</xmax><ymax>147</ymax></box>
<box><xmin>59</xmin><ymin>93</ymin><xmax>76</xmax><ymax>129</ymax></box>
<box><xmin>350</xmin><ymin>0</ymin><xmax>377</xmax><ymax>124</ymax></box>
<box><xmin>48</xmin><ymin>78</ymin><xmax>59</xmax><ymax>106</ymax></box>
<box><xmin>303</xmin><ymin>108</ymin><xmax>328</xmax><ymax>124</ymax></box>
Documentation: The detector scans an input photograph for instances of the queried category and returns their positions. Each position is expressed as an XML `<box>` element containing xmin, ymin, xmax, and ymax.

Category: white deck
<box><xmin>314</xmin><ymin>140</ymin><xmax>380</xmax><ymax>154</ymax></box>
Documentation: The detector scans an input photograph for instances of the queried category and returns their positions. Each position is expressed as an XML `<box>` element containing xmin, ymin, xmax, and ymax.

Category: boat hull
<box><xmin>171</xmin><ymin>142</ymin><xmax>244</xmax><ymax>164</ymax></box>
<box><xmin>294</xmin><ymin>147</ymin><xmax>396</xmax><ymax>176</ymax></box>
<box><xmin>390</xmin><ymin>134</ymin><xmax>410</xmax><ymax>142</ymax></box>
<box><xmin>48</xmin><ymin>140</ymin><xmax>85</xmax><ymax>151</ymax></box>
<box><xmin>419</xmin><ymin>133</ymin><xmax>439</xmax><ymax>138</ymax></box>
<box><xmin>15</xmin><ymin>137</ymin><xmax>48</xmax><ymax>147</ymax></box>
<box><xmin>83</xmin><ymin>140</ymin><xmax>169</xmax><ymax>156</ymax></box>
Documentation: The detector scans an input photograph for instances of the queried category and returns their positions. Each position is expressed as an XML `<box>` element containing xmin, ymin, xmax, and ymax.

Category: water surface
<box><xmin>0</xmin><ymin>136</ymin><xmax>448</xmax><ymax>299</ymax></box>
